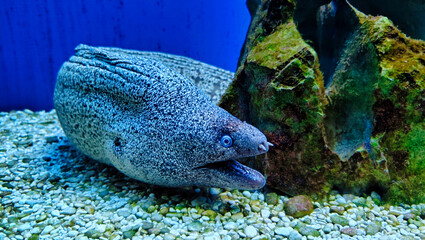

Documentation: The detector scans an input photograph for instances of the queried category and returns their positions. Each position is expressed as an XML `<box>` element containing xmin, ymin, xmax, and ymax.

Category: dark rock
<box><xmin>2</xmin><ymin>182</ymin><xmax>14</xmax><ymax>189</ymax></box>
<box><xmin>57</xmin><ymin>144</ymin><xmax>71</xmax><ymax>150</ymax></box>
<box><xmin>6</xmin><ymin>160</ymin><xmax>17</xmax><ymax>167</ymax></box>
<box><xmin>316</xmin><ymin>0</ymin><xmax>359</xmax><ymax>85</ymax></box>
<box><xmin>45</xmin><ymin>136</ymin><xmax>59</xmax><ymax>143</ymax></box>
<box><xmin>0</xmin><ymin>190</ymin><xmax>13</xmax><ymax>197</ymax></box>
<box><xmin>15</xmin><ymin>140</ymin><xmax>33</xmax><ymax>147</ymax></box>
<box><xmin>21</xmin><ymin>157</ymin><xmax>32</xmax><ymax>163</ymax></box>
<box><xmin>284</xmin><ymin>195</ymin><xmax>314</xmax><ymax>218</ymax></box>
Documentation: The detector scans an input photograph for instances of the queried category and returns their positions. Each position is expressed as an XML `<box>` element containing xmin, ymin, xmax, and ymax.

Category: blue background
<box><xmin>0</xmin><ymin>0</ymin><xmax>250</xmax><ymax>111</ymax></box>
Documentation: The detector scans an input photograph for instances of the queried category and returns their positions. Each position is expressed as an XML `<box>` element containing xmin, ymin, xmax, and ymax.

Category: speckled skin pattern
<box><xmin>95</xmin><ymin>46</ymin><xmax>235</xmax><ymax>104</ymax></box>
<box><xmin>54</xmin><ymin>44</ymin><xmax>269</xmax><ymax>190</ymax></box>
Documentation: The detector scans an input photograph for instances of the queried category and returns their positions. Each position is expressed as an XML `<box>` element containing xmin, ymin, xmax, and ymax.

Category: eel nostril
<box><xmin>258</xmin><ymin>143</ymin><xmax>268</xmax><ymax>152</ymax></box>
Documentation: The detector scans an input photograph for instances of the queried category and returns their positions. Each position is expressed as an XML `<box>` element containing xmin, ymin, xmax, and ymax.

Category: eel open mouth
<box><xmin>194</xmin><ymin>159</ymin><xmax>266</xmax><ymax>190</ymax></box>
<box><xmin>194</xmin><ymin>141</ymin><xmax>273</xmax><ymax>190</ymax></box>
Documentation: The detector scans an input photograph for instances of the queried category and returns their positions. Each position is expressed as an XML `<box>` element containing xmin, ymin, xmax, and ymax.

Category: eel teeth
<box><xmin>267</xmin><ymin>142</ymin><xmax>274</xmax><ymax>147</ymax></box>
<box><xmin>259</xmin><ymin>144</ymin><xmax>267</xmax><ymax>151</ymax></box>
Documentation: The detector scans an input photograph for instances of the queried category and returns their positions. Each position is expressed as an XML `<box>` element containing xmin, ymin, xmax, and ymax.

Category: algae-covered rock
<box><xmin>220</xmin><ymin>0</ymin><xmax>425</xmax><ymax>204</ymax></box>
<box><xmin>349</xmin><ymin>0</ymin><xmax>425</xmax><ymax>41</ymax></box>
<box><xmin>220</xmin><ymin>0</ymin><xmax>332</xmax><ymax>196</ymax></box>
<box><xmin>284</xmin><ymin>195</ymin><xmax>314</xmax><ymax>218</ymax></box>
<box><xmin>323</xmin><ymin>3</ymin><xmax>425</xmax><ymax>203</ymax></box>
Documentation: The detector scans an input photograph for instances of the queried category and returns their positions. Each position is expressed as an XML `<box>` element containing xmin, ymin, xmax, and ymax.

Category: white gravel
<box><xmin>1</xmin><ymin>110</ymin><xmax>425</xmax><ymax>240</ymax></box>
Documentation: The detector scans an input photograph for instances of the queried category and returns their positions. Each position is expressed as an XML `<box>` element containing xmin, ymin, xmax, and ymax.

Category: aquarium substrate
<box><xmin>1</xmin><ymin>110</ymin><xmax>425</xmax><ymax>240</ymax></box>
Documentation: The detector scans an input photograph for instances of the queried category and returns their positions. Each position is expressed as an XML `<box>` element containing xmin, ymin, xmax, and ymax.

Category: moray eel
<box><xmin>54</xmin><ymin>44</ymin><xmax>271</xmax><ymax>190</ymax></box>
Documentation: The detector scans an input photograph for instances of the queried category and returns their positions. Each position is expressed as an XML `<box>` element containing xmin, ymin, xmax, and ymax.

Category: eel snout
<box><xmin>258</xmin><ymin>141</ymin><xmax>274</xmax><ymax>152</ymax></box>
<box><xmin>193</xmin><ymin>123</ymin><xmax>273</xmax><ymax>190</ymax></box>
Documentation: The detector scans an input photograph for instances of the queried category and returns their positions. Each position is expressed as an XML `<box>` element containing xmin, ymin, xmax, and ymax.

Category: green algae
<box><xmin>247</xmin><ymin>21</ymin><xmax>310</xmax><ymax>70</ymax></box>
<box><xmin>363</xmin><ymin>14</ymin><xmax>425</xmax><ymax>204</ymax></box>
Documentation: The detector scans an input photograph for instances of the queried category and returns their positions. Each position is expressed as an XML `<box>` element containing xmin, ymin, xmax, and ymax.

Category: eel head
<box><xmin>193</xmin><ymin>115</ymin><xmax>272</xmax><ymax>190</ymax></box>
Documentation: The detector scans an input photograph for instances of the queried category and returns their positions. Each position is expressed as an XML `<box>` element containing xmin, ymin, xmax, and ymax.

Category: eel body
<box><xmin>54</xmin><ymin>44</ymin><xmax>270</xmax><ymax>190</ymax></box>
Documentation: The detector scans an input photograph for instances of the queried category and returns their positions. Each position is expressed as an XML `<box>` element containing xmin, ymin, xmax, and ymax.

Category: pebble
<box><xmin>288</xmin><ymin>230</ymin><xmax>303</xmax><ymax>240</ymax></box>
<box><xmin>30</xmin><ymin>227</ymin><xmax>41</xmax><ymax>234</ymax></box>
<box><xmin>50</xmin><ymin>210</ymin><xmax>61</xmax><ymax>217</ymax></box>
<box><xmin>330</xmin><ymin>206</ymin><xmax>345</xmax><ymax>215</ymax></box>
<box><xmin>389</xmin><ymin>210</ymin><xmax>403</xmax><ymax>216</ymax></box>
<box><xmin>299</xmin><ymin>226</ymin><xmax>320</xmax><ymax>237</ymax></box>
<box><xmin>261</xmin><ymin>209</ymin><xmax>270</xmax><ymax>218</ymax></box>
<box><xmin>62</xmin><ymin>207</ymin><xmax>77</xmax><ymax>215</ymax></box>
<box><xmin>409</xmin><ymin>223</ymin><xmax>418</xmax><ymax>229</ymax></box>
<box><xmin>285</xmin><ymin>195</ymin><xmax>314</xmax><ymax>218</ymax></box>
<box><xmin>187</xmin><ymin>221</ymin><xmax>203</xmax><ymax>232</ymax></box>
<box><xmin>224</xmin><ymin>222</ymin><xmax>238</xmax><ymax>230</ymax></box>
<box><xmin>123</xmin><ymin>230</ymin><xmax>136</xmax><ymax>239</ymax></box>
<box><xmin>243</xmin><ymin>191</ymin><xmax>252</xmax><ymax>198</ymax></box>
<box><xmin>371</xmin><ymin>191</ymin><xmax>381</xmax><ymax>203</ymax></box>
<box><xmin>95</xmin><ymin>224</ymin><xmax>106</xmax><ymax>233</ymax></box>
<box><xmin>366</xmin><ymin>222</ymin><xmax>381</xmax><ymax>235</ymax></box>
<box><xmin>400</xmin><ymin>228</ymin><xmax>410</xmax><ymax>236</ymax></box>
<box><xmin>151</xmin><ymin>213</ymin><xmax>163</xmax><ymax>222</ymax></box>
<box><xmin>17</xmin><ymin>223</ymin><xmax>31</xmax><ymax>232</ymax></box>
<box><xmin>41</xmin><ymin>225</ymin><xmax>54</xmax><ymax>235</ymax></box>
<box><xmin>323</xmin><ymin>224</ymin><xmax>333</xmax><ymax>233</ymax></box>
<box><xmin>336</xmin><ymin>196</ymin><xmax>347</xmax><ymax>205</ymax></box>
<box><xmin>117</xmin><ymin>208</ymin><xmax>132</xmax><ymax>217</ymax></box>
<box><xmin>403</xmin><ymin>212</ymin><xmax>416</xmax><ymax>220</ymax></box>
<box><xmin>210</xmin><ymin>188</ymin><xmax>221</xmax><ymax>195</ymax></box>
<box><xmin>275</xmin><ymin>227</ymin><xmax>292</xmax><ymax>236</ymax></box>
<box><xmin>244</xmin><ymin>225</ymin><xmax>258</xmax><ymax>238</ymax></box>
<box><xmin>341</xmin><ymin>227</ymin><xmax>357</xmax><ymax>236</ymax></box>
<box><xmin>353</xmin><ymin>198</ymin><xmax>367</xmax><ymax>207</ymax></box>
<box><xmin>330</xmin><ymin>215</ymin><xmax>349</xmax><ymax>226</ymax></box>
<box><xmin>348</xmin><ymin>219</ymin><xmax>357</xmax><ymax>227</ymax></box>
<box><xmin>231</xmin><ymin>212</ymin><xmax>244</xmax><ymax>221</ymax></box>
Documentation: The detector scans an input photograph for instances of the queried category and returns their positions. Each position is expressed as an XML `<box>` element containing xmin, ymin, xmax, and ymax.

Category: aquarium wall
<box><xmin>0</xmin><ymin>0</ymin><xmax>250</xmax><ymax>111</ymax></box>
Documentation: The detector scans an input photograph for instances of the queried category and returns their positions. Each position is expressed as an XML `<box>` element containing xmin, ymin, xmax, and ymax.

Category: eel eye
<box><xmin>220</xmin><ymin>135</ymin><xmax>233</xmax><ymax>148</ymax></box>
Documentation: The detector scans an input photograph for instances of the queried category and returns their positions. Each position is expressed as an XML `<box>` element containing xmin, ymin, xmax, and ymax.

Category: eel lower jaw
<box><xmin>194</xmin><ymin>159</ymin><xmax>266</xmax><ymax>190</ymax></box>
<box><xmin>192</xmin><ymin>142</ymin><xmax>272</xmax><ymax>190</ymax></box>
